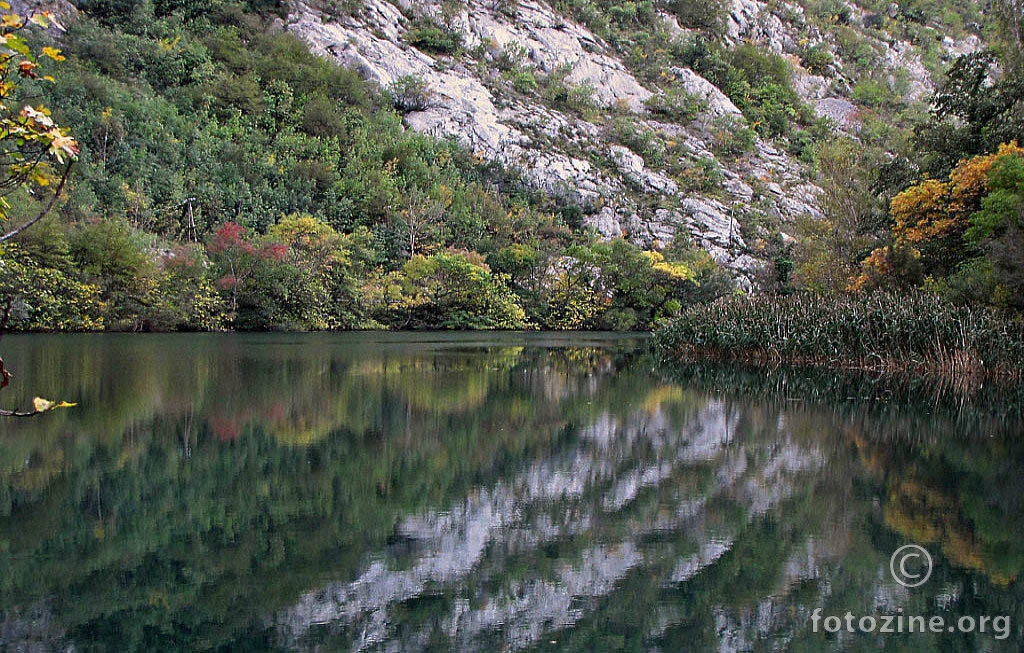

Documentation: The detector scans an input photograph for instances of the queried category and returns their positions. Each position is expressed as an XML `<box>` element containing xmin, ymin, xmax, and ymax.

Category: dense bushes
<box><xmin>0</xmin><ymin>244</ymin><xmax>105</xmax><ymax>331</ymax></box>
<box><xmin>8</xmin><ymin>213</ymin><xmax>731</xmax><ymax>331</ymax></box>
<box><xmin>643</xmin><ymin>87</ymin><xmax>705</xmax><ymax>123</ymax></box>
<box><xmin>404</xmin><ymin>20</ymin><xmax>463</xmax><ymax>55</ymax></box>
<box><xmin>679</xmin><ymin>40</ymin><xmax>824</xmax><ymax>142</ymax></box>
<box><xmin>855</xmin><ymin>142</ymin><xmax>1024</xmax><ymax>306</ymax></box>
<box><xmin>383</xmin><ymin>251</ymin><xmax>528</xmax><ymax>329</ymax></box>
<box><xmin>666</xmin><ymin>0</ymin><xmax>730</xmax><ymax>35</ymax></box>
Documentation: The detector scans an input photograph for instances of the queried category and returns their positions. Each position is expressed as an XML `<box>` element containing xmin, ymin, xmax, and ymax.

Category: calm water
<box><xmin>1</xmin><ymin>333</ymin><xmax>1023</xmax><ymax>651</ymax></box>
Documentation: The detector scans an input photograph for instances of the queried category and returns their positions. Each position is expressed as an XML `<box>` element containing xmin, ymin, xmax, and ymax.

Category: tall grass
<box><xmin>655</xmin><ymin>292</ymin><xmax>1024</xmax><ymax>378</ymax></box>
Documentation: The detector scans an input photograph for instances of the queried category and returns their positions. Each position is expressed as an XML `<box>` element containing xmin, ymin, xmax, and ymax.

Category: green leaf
<box><xmin>3</xmin><ymin>33</ymin><xmax>30</xmax><ymax>56</ymax></box>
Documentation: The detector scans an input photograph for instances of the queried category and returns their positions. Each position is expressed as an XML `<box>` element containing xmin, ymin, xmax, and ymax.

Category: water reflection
<box><xmin>0</xmin><ymin>334</ymin><xmax>1022</xmax><ymax>651</ymax></box>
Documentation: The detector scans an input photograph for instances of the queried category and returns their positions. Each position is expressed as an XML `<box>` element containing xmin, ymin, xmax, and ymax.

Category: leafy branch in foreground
<box><xmin>0</xmin><ymin>6</ymin><xmax>79</xmax><ymax>222</ymax></box>
<box><xmin>0</xmin><ymin>5</ymin><xmax>79</xmax><ymax>417</ymax></box>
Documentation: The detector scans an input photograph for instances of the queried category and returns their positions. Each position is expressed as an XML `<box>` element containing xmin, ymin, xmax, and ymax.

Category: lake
<box><xmin>1</xmin><ymin>333</ymin><xmax>1022</xmax><ymax>651</ymax></box>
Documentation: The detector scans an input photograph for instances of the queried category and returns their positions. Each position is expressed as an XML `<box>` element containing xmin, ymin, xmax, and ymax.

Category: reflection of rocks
<box><xmin>274</xmin><ymin>395</ymin><xmax>828</xmax><ymax>650</ymax></box>
<box><xmin>671</xmin><ymin>538</ymin><xmax>734</xmax><ymax>583</ymax></box>
<box><xmin>741</xmin><ymin>440</ymin><xmax>822</xmax><ymax>515</ymax></box>
<box><xmin>447</xmin><ymin>542</ymin><xmax>643</xmax><ymax>650</ymax></box>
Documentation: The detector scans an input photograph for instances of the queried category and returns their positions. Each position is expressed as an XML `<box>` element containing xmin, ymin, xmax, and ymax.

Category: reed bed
<box><xmin>655</xmin><ymin>292</ymin><xmax>1024</xmax><ymax>379</ymax></box>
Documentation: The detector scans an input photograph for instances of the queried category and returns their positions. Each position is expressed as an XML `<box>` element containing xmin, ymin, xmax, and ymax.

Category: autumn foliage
<box><xmin>854</xmin><ymin>142</ymin><xmax>1024</xmax><ymax>293</ymax></box>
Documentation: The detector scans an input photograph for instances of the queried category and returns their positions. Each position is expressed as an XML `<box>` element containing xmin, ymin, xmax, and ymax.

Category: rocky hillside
<box><xmin>286</xmin><ymin>0</ymin><xmax>982</xmax><ymax>288</ymax></box>
<box><xmin>4</xmin><ymin>0</ymin><xmax>1008</xmax><ymax>334</ymax></box>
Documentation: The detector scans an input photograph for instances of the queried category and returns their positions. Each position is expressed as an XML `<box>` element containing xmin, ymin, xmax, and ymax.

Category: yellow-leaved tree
<box><xmin>853</xmin><ymin>142</ymin><xmax>1024</xmax><ymax>292</ymax></box>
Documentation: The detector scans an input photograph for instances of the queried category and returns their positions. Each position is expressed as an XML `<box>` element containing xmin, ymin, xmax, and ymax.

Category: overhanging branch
<box><xmin>1</xmin><ymin>160</ymin><xmax>73</xmax><ymax>243</ymax></box>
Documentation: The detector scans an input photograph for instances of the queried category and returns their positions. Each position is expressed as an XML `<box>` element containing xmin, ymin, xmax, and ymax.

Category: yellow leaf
<box><xmin>31</xmin><ymin>397</ymin><xmax>76</xmax><ymax>412</ymax></box>
<box><xmin>41</xmin><ymin>46</ymin><xmax>64</xmax><ymax>61</ymax></box>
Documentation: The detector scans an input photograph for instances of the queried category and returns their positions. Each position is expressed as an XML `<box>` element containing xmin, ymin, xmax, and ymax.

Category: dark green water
<box><xmin>1</xmin><ymin>333</ymin><xmax>1023</xmax><ymax>651</ymax></box>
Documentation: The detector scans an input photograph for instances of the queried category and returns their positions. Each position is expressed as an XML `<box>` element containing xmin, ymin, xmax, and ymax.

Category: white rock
<box><xmin>670</xmin><ymin>67</ymin><xmax>743</xmax><ymax>117</ymax></box>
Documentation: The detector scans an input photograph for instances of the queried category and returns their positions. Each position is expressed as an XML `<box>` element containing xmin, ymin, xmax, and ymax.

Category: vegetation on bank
<box><xmin>655</xmin><ymin>292</ymin><xmax>1024</xmax><ymax>377</ymax></box>
<box><xmin>0</xmin><ymin>0</ymin><xmax>1021</xmax><ymax>339</ymax></box>
<box><xmin>0</xmin><ymin>0</ymin><xmax>734</xmax><ymax>332</ymax></box>
<box><xmin>654</xmin><ymin>1</ymin><xmax>1024</xmax><ymax>374</ymax></box>
<box><xmin>663</xmin><ymin>360</ymin><xmax>1024</xmax><ymax>422</ymax></box>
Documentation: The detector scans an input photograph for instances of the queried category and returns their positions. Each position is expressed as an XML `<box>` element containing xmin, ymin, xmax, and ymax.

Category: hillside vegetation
<box><xmin>3</xmin><ymin>0</ymin><xmax>734</xmax><ymax>331</ymax></box>
<box><xmin>0</xmin><ymin>0</ymin><xmax>1021</xmax><ymax>335</ymax></box>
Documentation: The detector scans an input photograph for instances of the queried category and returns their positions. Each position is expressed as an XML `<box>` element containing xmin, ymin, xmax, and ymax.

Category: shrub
<box><xmin>154</xmin><ymin>246</ymin><xmax>228</xmax><ymax>331</ymax></box>
<box><xmin>677</xmin><ymin>156</ymin><xmax>724</xmax><ymax>193</ymax></box>
<box><xmin>667</xmin><ymin>0</ymin><xmax>730</xmax><ymax>35</ymax></box>
<box><xmin>300</xmin><ymin>92</ymin><xmax>347</xmax><ymax>138</ymax></box>
<box><xmin>404</xmin><ymin>22</ymin><xmax>463</xmax><ymax>55</ymax></box>
<box><xmin>680</xmin><ymin>39</ymin><xmax>817</xmax><ymax>140</ymax></box>
<box><xmin>388</xmin><ymin>75</ymin><xmax>436</xmax><ymax>113</ymax></box>
<box><xmin>541</xmin><ymin>64</ymin><xmax>597</xmax><ymax>112</ymax></box>
<box><xmin>799</xmin><ymin>44</ymin><xmax>834</xmax><ymax>76</ymax></box>
<box><xmin>510</xmin><ymin>70</ymin><xmax>538</xmax><ymax>93</ymax></box>
<box><xmin>863</xmin><ymin>12</ymin><xmax>885</xmax><ymax>29</ymax></box>
<box><xmin>312</xmin><ymin>0</ymin><xmax>362</xmax><ymax>19</ymax></box>
<box><xmin>644</xmin><ymin>87</ymin><xmax>706</xmax><ymax>122</ymax></box>
<box><xmin>486</xmin><ymin>0</ymin><xmax>520</xmax><ymax>18</ymax></box>
<box><xmin>711</xmin><ymin>116</ymin><xmax>756</xmax><ymax>157</ymax></box>
<box><xmin>565</xmin><ymin>79</ymin><xmax>597</xmax><ymax>111</ymax></box>
<box><xmin>495</xmin><ymin>41</ymin><xmax>530</xmax><ymax>72</ymax></box>
<box><xmin>811</xmin><ymin>0</ymin><xmax>852</xmax><ymax>25</ymax></box>
<box><xmin>68</xmin><ymin>219</ymin><xmax>160</xmax><ymax>330</ymax></box>
<box><xmin>391</xmin><ymin>251</ymin><xmax>528</xmax><ymax>329</ymax></box>
<box><xmin>0</xmin><ymin>244</ymin><xmax>105</xmax><ymax>331</ymax></box>
<box><xmin>608</xmin><ymin>1</ymin><xmax>656</xmax><ymax>27</ymax></box>
<box><xmin>851</xmin><ymin>78</ymin><xmax>895</xmax><ymax>107</ymax></box>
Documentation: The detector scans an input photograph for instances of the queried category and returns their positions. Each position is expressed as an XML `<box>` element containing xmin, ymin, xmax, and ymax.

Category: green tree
<box><xmin>966</xmin><ymin>150</ymin><xmax>1024</xmax><ymax>306</ymax></box>
<box><xmin>793</xmin><ymin>139</ymin><xmax>881</xmax><ymax>293</ymax></box>
<box><xmin>391</xmin><ymin>251</ymin><xmax>528</xmax><ymax>329</ymax></box>
<box><xmin>914</xmin><ymin>51</ymin><xmax>1024</xmax><ymax>177</ymax></box>
<box><xmin>266</xmin><ymin>214</ymin><xmax>366</xmax><ymax>328</ymax></box>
